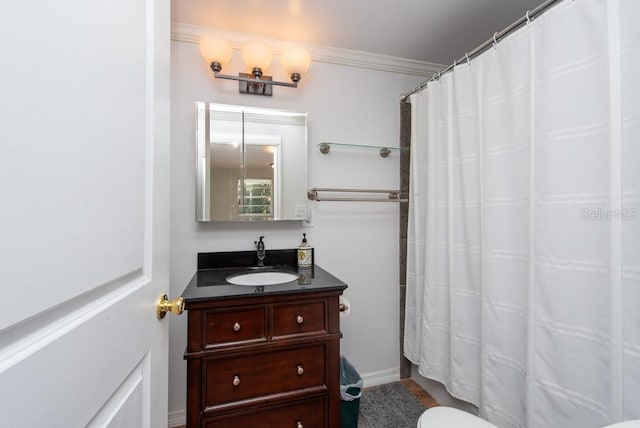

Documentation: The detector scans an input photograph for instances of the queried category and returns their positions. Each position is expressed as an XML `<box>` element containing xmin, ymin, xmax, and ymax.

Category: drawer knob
<box><xmin>297</xmin><ymin>422</ymin><xmax>303</xmax><ymax>428</ymax></box>
<box><xmin>296</xmin><ymin>315</ymin><xmax>304</xmax><ymax>324</ymax></box>
<box><xmin>233</xmin><ymin>322</ymin><xmax>241</xmax><ymax>332</ymax></box>
<box><xmin>233</xmin><ymin>375</ymin><xmax>240</xmax><ymax>386</ymax></box>
<box><xmin>297</xmin><ymin>365</ymin><xmax>304</xmax><ymax>376</ymax></box>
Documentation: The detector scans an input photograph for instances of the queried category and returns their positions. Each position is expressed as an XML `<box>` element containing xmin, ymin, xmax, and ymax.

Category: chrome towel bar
<box><xmin>307</xmin><ymin>187</ymin><xmax>408</xmax><ymax>203</ymax></box>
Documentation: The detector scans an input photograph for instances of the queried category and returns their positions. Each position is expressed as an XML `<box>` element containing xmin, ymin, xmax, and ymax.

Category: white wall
<box><xmin>168</xmin><ymin>36</ymin><xmax>429</xmax><ymax>422</ymax></box>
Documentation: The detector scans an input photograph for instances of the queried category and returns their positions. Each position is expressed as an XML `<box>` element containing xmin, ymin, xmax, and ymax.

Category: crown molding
<box><xmin>171</xmin><ymin>22</ymin><xmax>444</xmax><ymax>78</ymax></box>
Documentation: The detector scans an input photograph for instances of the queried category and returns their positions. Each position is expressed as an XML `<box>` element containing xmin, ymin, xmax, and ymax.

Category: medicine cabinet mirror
<box><xmin>196</xmin><ymin>102</ymin><xmax>308</xmax><ymax>221</ymax></box>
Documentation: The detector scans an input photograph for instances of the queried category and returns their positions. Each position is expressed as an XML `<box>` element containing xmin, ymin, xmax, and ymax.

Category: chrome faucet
<box><xmin>255</xmin><ymin>236</ymin><xmax>266</xmax><ymax>267</ymax></box>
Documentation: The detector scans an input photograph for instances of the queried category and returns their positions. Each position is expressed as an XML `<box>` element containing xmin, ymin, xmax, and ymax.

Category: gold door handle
<box><xmin>296</xmin><ymin>315</ymin><xmax>304</xmax><ymax>324</ymax></box>
<box><xmin>233</xmin><ymin>375</ymin><xmax>241</xmax><ymax>387</ymax></box>
<box><xmin>297</xmin><ymin>365</ymin><xmax>304</xmax><ymax>376</ymax></box>
<box><xmin>156</xmin><ymin>294</ymin><xmax>185</xmax><ymax>320</ymax></box>
<box><xmin>233</xmin><ymin>322</ymin><xmax>241</xmax><ymax>332</ymax></box>
<box><xmin>296</xmin><ymin>421</ymin><xmax>303</xmax><ymax>428</ymax></box>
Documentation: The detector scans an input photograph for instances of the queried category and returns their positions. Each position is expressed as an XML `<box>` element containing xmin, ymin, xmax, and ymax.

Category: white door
<box><xmin>0</xmin><ymin>1</ymin><xmax>171</xmax><ymax>427</ymax></box>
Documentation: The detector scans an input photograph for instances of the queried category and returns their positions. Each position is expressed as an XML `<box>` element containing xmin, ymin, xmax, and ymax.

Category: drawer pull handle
<box><xmin>233</xmin><ymin>375</ymin><xmax>240</xmax><ymax>386</ymax></box>
<box><xmin>233</xmin><ymin>322</ymin><xmax>241</xmax><ymax>332</ymax></box>
<box><xmin>297</xmin><ymin>365</ymin><xmax>304</xmax><ymax>376</ymax></box>
<box><xmin>296</xmin><ymin>315</ymin><xmax>304</xmax><ymax>324</ymax></box>
<box><xmin>297</xmin><ymin>421</ymin><xmax>303</xmax><ymax>428</ymax></box>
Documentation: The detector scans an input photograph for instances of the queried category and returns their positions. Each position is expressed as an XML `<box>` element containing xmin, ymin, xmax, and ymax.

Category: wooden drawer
<box><xmin>203</xmin><ymin>397</ymin><xmax>326</xmax><ymax>428</ymax></box>
<box><xmin>204</xmin><ymin>306</ymin><xmax>267</xmax><ymax>348</ymax></box>
<box><xmin>273</xmin><ymin>301</ymin><xmax>326</xmax><ymax>339</ymax></box>
<box><xmin>204</xmin><ymin>344</ymin><xmax>326</xmax><ymax>407</ymax></box>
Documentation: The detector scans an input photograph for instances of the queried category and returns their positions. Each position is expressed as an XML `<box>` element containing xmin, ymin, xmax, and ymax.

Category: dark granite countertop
<box><xmin>181</xmin><ymin>250</ymin><xmax>348</xmax><ymax>302</ymax></box>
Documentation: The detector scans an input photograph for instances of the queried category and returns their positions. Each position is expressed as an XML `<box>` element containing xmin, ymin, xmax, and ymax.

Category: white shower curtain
<box><xmin>404</xmin><ymin>1</ymin><xmax>640</xmax><ymax>427</ymax></box>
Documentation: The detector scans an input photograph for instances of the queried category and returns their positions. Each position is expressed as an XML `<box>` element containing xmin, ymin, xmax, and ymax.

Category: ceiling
<box><xmin>172</xmin><ymin>0</ymin><xmax>549</xmax><ymax>65</ymax></box>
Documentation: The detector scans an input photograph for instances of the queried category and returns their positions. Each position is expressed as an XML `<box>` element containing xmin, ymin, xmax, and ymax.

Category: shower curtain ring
<box><xmin>465</xmin><ymin>53</ymin><xmax>470</xmax><ymax>65</ymax></box>
<box><xmin>453</xmin><ymin>59</ymin><xmax>457</xmax><ymax>68</ymax></box>
<box><xmin>493</xmin><ymin>32</ymin><xmax>499</xmax><ymax>47</ymax></box>
<box><xmin>526</xmin><ymin>10</ymin><xmax>531</xmax><ymax>23</ymax></box>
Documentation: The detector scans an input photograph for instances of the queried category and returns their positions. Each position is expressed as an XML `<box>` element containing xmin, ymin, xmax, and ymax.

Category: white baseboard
<box><xmin>361</xmin><ymin>367</ymin><xmax>401</xmax><ymax>388</ymax></box>
<box><xmin>168</xmin><ymin>409</ymin><xmax>186</xmax><ymax>428</ymax></box>
<box><xmin>167</xmin><ymin>367</ymin><xmax>401</xmax><ymax>427</ymax></box>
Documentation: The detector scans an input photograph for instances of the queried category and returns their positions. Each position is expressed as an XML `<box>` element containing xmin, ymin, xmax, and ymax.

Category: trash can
<box><xmin>340</xmin><ymin>356</ymin><xmax>363</xmax><ymax>428</ymax></box>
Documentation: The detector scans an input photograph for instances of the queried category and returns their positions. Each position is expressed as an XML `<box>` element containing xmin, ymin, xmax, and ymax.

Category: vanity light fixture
<box><xmin>199</xmin><ymin>34</ymin><xmax>311</xmax><ymax>96</ymax></box>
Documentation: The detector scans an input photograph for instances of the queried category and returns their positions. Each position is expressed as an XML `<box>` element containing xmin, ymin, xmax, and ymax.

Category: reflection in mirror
<box><xmin>196</xmin><ymin>102</ymin><xmax>308</xmax><ymax>221</ymax></box>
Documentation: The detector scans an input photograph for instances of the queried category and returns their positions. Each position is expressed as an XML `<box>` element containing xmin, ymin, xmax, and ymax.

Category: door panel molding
<box><xmin>87</xmin><ymin>352</ymin><xmax>150</xmax><ymax>427</ymax></box>
<box><xmin>0</xmin><ymin>268</ymin><xmax>147</xmax><ymax>373</ymax></box>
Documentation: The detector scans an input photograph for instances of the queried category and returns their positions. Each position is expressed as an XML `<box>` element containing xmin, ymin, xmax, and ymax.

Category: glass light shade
<box><xmin>242</xmin><ymin>41</ymin><xmax>272</xmax><ymax>72</ymax></box>
<box><xmin>199</xmin><ymin>34</ymin><xmax>233</xmax><ymax>68</ymax></box>
<box><xmin>282</xmin><ymin>47</ymin><xmax>311</xmax><ymax>76</ymax></box>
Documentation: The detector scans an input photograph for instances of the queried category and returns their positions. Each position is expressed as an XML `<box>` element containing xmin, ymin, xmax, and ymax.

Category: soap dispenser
<box><xmin>297</xmin><ymin>233</ymin><xmax>313</xmax><ymax>267</ymax></box>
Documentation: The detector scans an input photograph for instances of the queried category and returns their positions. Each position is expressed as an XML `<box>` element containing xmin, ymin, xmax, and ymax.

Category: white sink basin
<box><xmin>226</xmin><ymin>270</ymin><xmax>298</xmax><ymax>286</ymax></box>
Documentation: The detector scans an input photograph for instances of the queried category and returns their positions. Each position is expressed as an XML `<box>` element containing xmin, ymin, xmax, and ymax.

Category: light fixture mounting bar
<box><xmin>213</xmin><ymin>72</ymin><xmax>298</xmax><ymax>88</ymax></box>
<box><xmin>213</xmin><ymin>71</ymin><xmax>298</xmax><ymax>96</ymax></box>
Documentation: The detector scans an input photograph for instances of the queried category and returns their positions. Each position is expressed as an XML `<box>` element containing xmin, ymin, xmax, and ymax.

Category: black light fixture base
<box><xmin>239</xmin><ymin>73</ymin><xmax>273</xmax><ymax>96</ymax></box>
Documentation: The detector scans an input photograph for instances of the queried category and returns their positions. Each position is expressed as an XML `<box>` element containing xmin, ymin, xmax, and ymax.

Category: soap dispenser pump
<box><xmin>297</xmin><ymin>233</ymin><xmax>313</xmax><ymax>267</ymax></box>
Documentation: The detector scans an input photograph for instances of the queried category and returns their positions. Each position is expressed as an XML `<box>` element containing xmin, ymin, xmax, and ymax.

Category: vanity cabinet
<box><xmin>184</xmin><ymin>290</ymin><xmax>343</xmax><ymax>428</ymax></box>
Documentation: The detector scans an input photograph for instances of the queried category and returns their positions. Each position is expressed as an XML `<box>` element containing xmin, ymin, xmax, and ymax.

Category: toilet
<box><xmin>417</xmin><ymin>407</ymin><xmax>497</xmax><ymax>428</ymax></box>
<box><xmin>417</xmin><ymin>407</ymin><xmax>640</xmax><ymax>428</ymax></box>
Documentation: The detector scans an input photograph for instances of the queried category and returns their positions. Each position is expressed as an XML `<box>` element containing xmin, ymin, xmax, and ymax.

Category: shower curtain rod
<box><xmin>399</xmin><ymin>0</ymin><xmax>562</xmax><ymax>101</ymax></box>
